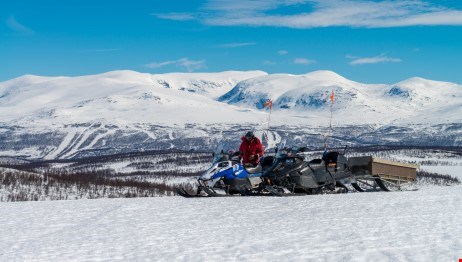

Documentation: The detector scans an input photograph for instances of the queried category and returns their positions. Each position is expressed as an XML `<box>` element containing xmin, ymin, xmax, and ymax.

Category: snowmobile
<box><xmin>255</xmin><ymin>147</ymin><xmax>418</xmax><ymax>195</ymax></box>
<box><xmin>177</xmin><ymin>139</ymin><xmax>355</xmax><ymax>197</ymax></box>
<box><xmin>237</xmin><ymin>148</ymin><xmax>355</xmax><ymax>196</ymax></box>
<box><xmin>176</xmin><ymin>142</ymin><xmax>274</xmax><ymax>197</ymax></box>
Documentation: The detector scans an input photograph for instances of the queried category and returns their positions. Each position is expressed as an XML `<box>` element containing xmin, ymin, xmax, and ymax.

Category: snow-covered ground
<box><xmin>387</xmin><ymin>151</ymin><xmax>462</xmax><ymax>180</ymax></box>
<box><xmin>1</xmin><ymin>185</ymin><xmax>461</xmax><ymax>261</ymax></box>
<box><xmin>421</xmin><ymin>165</ymin><xmax>462</xmax><ymax>180</ymax></box>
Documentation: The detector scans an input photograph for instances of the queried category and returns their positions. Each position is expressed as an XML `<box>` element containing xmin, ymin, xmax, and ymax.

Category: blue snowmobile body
<box><xmin>187</xmin><ymin>156</ymin><xmax>265</xmax><ymax>196</ymax></box>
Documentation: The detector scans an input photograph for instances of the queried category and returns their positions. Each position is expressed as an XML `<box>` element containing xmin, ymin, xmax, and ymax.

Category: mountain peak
<box><xmin>1</xmin><ymin>74</ymin><xmax>66</xmax><ymax>89</ymax></box>
<box><xmin>398</xmin><ymin>77</ymin><xmax>434</xmax><ymax>85</ymax></box>
<box><xmin>394</xmin><ymin>77</ymin><xmax>460</xmax><ymax>91</ymax></box>
<box><xmin>303</xmin><ymin>70</ymin><xmax>348</xmax><ymax>82</ymax></box>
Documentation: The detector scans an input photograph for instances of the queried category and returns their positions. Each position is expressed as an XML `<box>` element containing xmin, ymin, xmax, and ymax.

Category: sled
<box><xmin>348</xmin><ymin>156</ymin><xmax>419</xmax><ymax>191</ymax></box>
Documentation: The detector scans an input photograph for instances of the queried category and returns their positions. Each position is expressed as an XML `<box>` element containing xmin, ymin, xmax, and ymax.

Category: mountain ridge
<box><xmin>1</xmin><ymin>70</ymin><xmax>461</xmax><ymax>160</ymax></box>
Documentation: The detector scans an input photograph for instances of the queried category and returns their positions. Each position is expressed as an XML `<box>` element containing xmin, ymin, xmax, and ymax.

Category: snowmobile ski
<box><xmin>176</xmin><ymin>188</ymin><xmax>209</xmax><ymax>198</ymax></box>
<box><xmin>264</xmin><ymin>186</ymin><xmax>306</xmax><ymax>197</ymax></box>
<box><xmin>201</xmin><ymin>186</ymin><xmax>237</xmax><ymax>197</ymax></box>
<box><xmin>234</xmin><ymin>185</ymin><xmax>269</xmax><ymax>196</ymax></box>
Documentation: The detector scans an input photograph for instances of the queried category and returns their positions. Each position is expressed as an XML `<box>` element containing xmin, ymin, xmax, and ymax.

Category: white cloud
<box><xmin>6</xmin><ymin>15</ymin><xmax>34</xmax><ymax>36</ymax></box>
<box><xmin>152</xmin><ymin>13</ymin><xmax>197</xmax><ymax>21</ymax></box>
<box><xmin>156</xmin><ymin>0</ymin><xmax>462</xmax><ymax>28</ymax></box>
<box><xmin>145</xmin><ymin>58</ymin><xmax>206</xmax><ymax>72</ymax></box>
<box><xmin>263</xmin><ymin>60</ymin><xmax>276</xmax><ymax>65</ymax></box>
<box><xmin>202</xmin><ymin>0</ymin><xmax>283</xmax><ymax>13</ymax></box>
<box><xmin>294</xmin><ymin>58</ymin><xmax>316</xmax><ymax>64</ymax></box>
<box><xmin>345</xmin><ymin>54</ymin><xmax>358</xmax><ymax>59</ymax></box>
<box><xmin>216</xmin><ymin>42</ymin><xmax>256</xmax><ymax>48</ymax></box>
<box><xmin>348</xmin><ymin>54</ymin><xmax>402</xmax><ymax>65</ymax></box>
<box><xmin>278</xmin><ymin>50</ymin><xmax>288</xmax><ymax>55</ymax></box>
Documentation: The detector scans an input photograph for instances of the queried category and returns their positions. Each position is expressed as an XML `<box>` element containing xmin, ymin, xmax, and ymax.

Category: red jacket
<box><xmin>239</xmin><ymin>136</ymin><xmax>263</xmax><ymax>165</ymax></box>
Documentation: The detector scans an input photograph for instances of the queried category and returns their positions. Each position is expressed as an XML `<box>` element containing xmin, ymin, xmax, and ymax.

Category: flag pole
<box><xmin>329</xmin><ymin>92</ymin><xmax>333</xmax><ymax>130</ymax></box>
<box><xmin>325</xmin><ymin>90</ymin><xmax>335</xmax><ymax>151</ymax></box>
<box><xmin>262</xmin><ymin>99</ymin><xmax>273</xmax><ymax>149</ymax></box>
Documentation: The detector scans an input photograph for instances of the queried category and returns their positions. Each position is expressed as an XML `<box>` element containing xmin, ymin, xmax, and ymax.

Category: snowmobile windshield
<box><xmin>322</xmin><ymin>152</ymin><xmax>339</xmax><ymax>164</ymax></box>
<box><xmin>270</xmin><ymin>156</ymin><xmax>304</xmax><ymax>171</ymax></box>
<box><xmin>212</xmin><ymin>141</ymin><xmax>238</xmax><ymax>164</ymax></box>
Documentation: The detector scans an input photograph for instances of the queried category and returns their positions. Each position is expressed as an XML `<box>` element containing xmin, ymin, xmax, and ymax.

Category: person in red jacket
<box><xmin>239</xmin><ymin>131</ymin><xmax>263</xmax><ymax>167</ymax></box>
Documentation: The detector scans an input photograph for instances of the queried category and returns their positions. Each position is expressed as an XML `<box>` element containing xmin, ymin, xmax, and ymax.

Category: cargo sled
<box><xmin>348</xmin><ymin>156</ymin><xmax>419</xmax><ymax>191</ymax></box>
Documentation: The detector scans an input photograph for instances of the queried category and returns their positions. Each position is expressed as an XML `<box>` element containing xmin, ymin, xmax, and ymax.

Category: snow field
<box><xmin>420</xmin><ymin>165</ymin><xmax>462</xmax><ymax>180</ymax></box>
<box><xmin>1</xmin><ymin>185</ymin><xmax>461</xmax><ymax>261</ymax></box>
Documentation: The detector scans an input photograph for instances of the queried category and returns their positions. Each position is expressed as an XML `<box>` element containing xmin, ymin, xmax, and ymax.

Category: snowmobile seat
<box><xmin>244</xmin><ymin>164</ymin><xmax>262</xmax><ymax>174</ymax></box>
<box><xmin>260</xmin><ymin>156</ymin><xmax>275</xmax><ymax>168</ymax></box>
<box><xmin>309</xmin><ymin>159</ymin><xmax>323</xmax><ymax>164</ymax></box>
<box><xmin>308</xmin><ymin>159</ymin><xmax>326</xmax><ymax>171</ymax></box>
<box><xmin>322</xmin><ymin>152</ymin><xmax>339</xmax><ymax>166</ymax></box>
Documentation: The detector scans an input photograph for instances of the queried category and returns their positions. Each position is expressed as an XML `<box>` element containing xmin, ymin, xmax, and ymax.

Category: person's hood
<box><xmin>241</xmin><ymin>136</ymin><xmax>260</xmax><ymax>143</ymax></box>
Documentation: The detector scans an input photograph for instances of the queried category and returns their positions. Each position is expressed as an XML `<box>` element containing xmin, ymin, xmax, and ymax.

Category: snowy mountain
<box><xmin>1</xmin><ymin>70</ymin><xmax>461</xmax><ymax>159</ymax></box>
<box><xmin>219</xmin><ymin>71</ymin><xmax>462</xmax><ymax>126</ymax></box>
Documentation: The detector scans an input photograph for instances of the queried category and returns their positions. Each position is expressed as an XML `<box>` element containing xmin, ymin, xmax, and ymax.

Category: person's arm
<box><xmin>239</xmin><ymin>143</ymin><xmax>245</xmax><ymax>156</ymax></box>
<box><xmin>256</xmin><ymin>142</ymin><xmax>263</xmax><ymax>157</ymax></box>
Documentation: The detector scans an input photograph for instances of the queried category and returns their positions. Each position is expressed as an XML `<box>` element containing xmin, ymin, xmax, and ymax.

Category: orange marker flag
<box><xmin>263</xmin><ymin>99</ymin><xmax>273</xmax><ymax>110</ymax></box>
<box><xmin>329</xmin><ymin>90</ymin><xmax>335</xmax><ymax>102</ymax></box>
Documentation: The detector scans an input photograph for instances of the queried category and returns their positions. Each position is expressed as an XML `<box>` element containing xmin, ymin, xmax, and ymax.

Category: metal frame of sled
<box><xmin>348</xmin><ymin>156</ymin><xmax>419</xmax><ymax>192</ymax></box>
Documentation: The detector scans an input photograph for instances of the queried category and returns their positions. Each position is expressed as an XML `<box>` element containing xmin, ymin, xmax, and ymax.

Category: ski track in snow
<box><xmin>1</xmin><ymin>186</ymin><xmax>462</xmax><ymax>261</ymax></box>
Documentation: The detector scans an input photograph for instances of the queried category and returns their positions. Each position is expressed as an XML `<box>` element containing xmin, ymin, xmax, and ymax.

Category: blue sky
<box><xmin>1</xmin><ymin>0</ymin><xmax>462</xmax><ymax>84</ymax></box>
